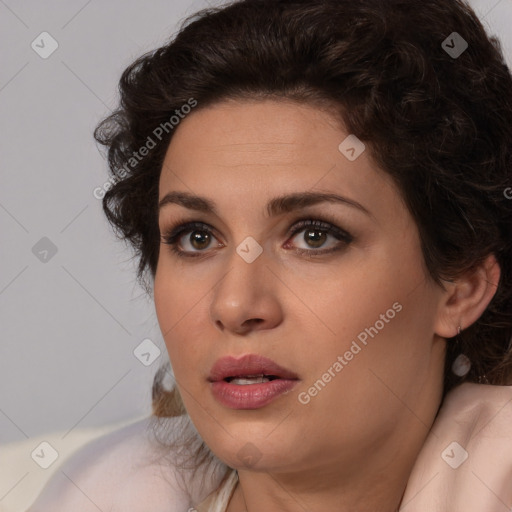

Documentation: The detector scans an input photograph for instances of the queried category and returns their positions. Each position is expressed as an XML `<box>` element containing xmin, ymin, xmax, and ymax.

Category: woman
<box><xmin>28</xmin><ymin>0</ymin><xmax>512</xmax><ymax>510</ymax></box>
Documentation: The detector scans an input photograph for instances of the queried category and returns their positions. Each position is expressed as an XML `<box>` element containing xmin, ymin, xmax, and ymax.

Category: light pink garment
<box><xmin>401</xmin><ymin>382</ymin><xmax>512</xmax><ymax>511</ymax></box>
<box><xmin>27</xmin><ymin>383</ymin><xmax>512</xmax><ymax>512</ymax></box>
<box><xmin>26</xmin><ymin>414</ymin><xmax>228</xmax><ymax>512</ymax></box>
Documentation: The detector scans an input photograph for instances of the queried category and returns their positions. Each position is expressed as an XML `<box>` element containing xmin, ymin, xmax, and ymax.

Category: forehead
<box><xmin>163</xmin><ymin>100</ymin><xmax>366</xmax><ymax>181</ymax></box>
<box><xmin>158</xmin><ymin>99</ymin><xmax>405</xmax><ymax>226</ymax></box>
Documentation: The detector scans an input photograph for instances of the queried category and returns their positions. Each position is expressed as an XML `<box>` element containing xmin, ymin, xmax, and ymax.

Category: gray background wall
<box><xmin>1</xmin><ymin>0</ymin><xmax>511</xmax><ymax>446</ymax></box>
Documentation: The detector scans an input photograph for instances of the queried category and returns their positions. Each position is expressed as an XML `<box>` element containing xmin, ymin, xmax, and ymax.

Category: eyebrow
<box><xmin>158</xmin><ymin>190</ymin><xmax>372</xmax><ymax>218</ymax></box>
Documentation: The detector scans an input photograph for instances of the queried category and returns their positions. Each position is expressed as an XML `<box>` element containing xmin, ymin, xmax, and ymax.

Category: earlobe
<box><xmin>434</xmin><ymin>254</ymin><xmax>501</xmax><ymax>339</ymax></box>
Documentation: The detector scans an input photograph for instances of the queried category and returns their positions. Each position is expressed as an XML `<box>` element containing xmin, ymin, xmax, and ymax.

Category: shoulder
<box><xmin>435</xmin><ymin>382</ymin><xmax>512</xmax><ymax>441</ymax></box>
<box><xmin>401</xmin><ymin>383</ymin><xmax>512</xmax><ymax>511</ymax></box>
<box><xmin>27</xmin><ymin>415</ymin><xmax>228</xmax><ymax>512</ymax></box>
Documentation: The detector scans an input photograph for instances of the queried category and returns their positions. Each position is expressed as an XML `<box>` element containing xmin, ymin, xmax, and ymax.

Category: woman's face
<box><xmin>154</xmin><ymin>99</ymin><xmax>447</xmax><ymax>475</ymax></box>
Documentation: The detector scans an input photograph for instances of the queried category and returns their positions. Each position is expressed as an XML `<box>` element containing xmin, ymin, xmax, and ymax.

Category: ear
<box><xmin>434</xmin><ymin>254</ymin><xmax>501</xmax><ymax>338</ymax></box>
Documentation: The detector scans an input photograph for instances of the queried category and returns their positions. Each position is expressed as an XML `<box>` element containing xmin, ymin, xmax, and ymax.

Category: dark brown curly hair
<box><xmin>93</xmin><ymin>0</ymin><xmax>512</xmax><ymax>476</ymax></box>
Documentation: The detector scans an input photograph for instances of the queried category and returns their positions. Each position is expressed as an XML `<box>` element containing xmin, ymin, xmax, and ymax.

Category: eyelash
<box><xmin>160</xmin><ymin>216</ymin><xmax>354</xmax><ymax>259</ymax></box>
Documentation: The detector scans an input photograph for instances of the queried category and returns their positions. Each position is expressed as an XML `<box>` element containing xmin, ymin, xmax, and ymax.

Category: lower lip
<box><xmin>210</xmin><ymin>379</ymin><xmax>299</xmax><ymax>409</ymax></box>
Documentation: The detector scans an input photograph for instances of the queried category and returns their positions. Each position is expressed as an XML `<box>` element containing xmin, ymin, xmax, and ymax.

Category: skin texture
<box><xmin>153</xmin><ymin>99</ymin><xmax>500</xmax><ymax>512</ymax></box>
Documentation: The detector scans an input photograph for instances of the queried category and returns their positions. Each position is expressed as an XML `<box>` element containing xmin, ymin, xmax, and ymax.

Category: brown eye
<box><xmin>161</xmin><ymin>222</ymin><xmax>222</xmax><ymax>257</ymax></box>
<box><xmin>287</xmin><ymin>219</ymin><xmax>353</xmax><ymax>255</ymax></box>
<box><xmin>302</xmin><ymin>229</ymin><xmax>328</xmax><ymax>248</ymax></box>
<box><xmin>189</xmin><ymin>230</ymin><xmax>212</xmax><ymax>250</ymax></box>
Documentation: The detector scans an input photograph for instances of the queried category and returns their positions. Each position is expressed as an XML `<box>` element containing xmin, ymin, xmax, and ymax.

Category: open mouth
<box><xmin>224</xmin><ymin>374</ymin><xmax>280</xmax><ymax>384</ymax></box>
<box><xmin>208</xmin><ymin>354</ymin><xmax>299</xmax><ymax>385</ymax></box>
<box><xmin>209</xmin><ymin>356</ymin><xmax>300</xmax><ymax>408</ymax></box>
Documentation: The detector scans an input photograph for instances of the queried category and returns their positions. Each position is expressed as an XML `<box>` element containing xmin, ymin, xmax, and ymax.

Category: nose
<box><xmin>209</xmin><ymin>244</ymin><xmax>284</xmax><ymax>336</ymax></box>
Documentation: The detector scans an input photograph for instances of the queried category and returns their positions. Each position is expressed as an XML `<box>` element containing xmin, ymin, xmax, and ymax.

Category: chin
<box><xmin>200</xmin><ymin>426</ymin><xmax>298</xmax><ymax>471</ymax></box>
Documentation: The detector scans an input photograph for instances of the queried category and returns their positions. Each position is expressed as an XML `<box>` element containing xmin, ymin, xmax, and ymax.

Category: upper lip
<box><xmin>208</xmin><ymin>354</ymin><xmax>299</xmax><ymax>382</ymax></box>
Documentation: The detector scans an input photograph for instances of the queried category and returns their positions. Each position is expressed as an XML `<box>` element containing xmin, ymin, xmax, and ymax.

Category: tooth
<box><xmin>230</xmin><ymin>376</ymin><xmax>271</xmax><ymax>385</ymax></box>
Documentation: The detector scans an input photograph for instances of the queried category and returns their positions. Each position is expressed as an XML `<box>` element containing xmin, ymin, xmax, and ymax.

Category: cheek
<box><xmin>295</xmin><ymin>248</ymin><xmax>437</xmax><ymax>401</ymax></box>
<box><xmin>154</xmin><ymin>270</ymin><xmax>187</xmax><ymax>363</ymax></box>
<box><xmin>153</xmin><ymin>267</ymin><xmax>210</xmax><ymax>381</ymax></box>
<box><xmin>297</xmin><ymin>283</ymin><xmax>439</xmax><ymax>430</ymax></box>
<box><xmin>294</xmin><ymin>248</ymin><xmax>424</xmax><ymax>357</ymax></box>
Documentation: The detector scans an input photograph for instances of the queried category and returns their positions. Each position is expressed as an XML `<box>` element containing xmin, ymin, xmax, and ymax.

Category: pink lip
<box><xmin>208</xmin><ymin>354</ymin><xmax>300</xmax><ymax>409</ymax></box>
<box><xmin>208</xmin><ymin>354</ymin><xmax>299</xmax><ymax>382</ymax></box>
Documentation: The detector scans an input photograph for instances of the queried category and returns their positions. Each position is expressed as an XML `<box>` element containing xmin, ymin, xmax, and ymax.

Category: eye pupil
<box><xmin>191</xmin><ymin>230</ymin><xmax>210</xmax><ymax>249</ymax></box>
<box><xmin>305</xmin><ymin>229</ymin><xmax>326</xmax><ymax>248</ymax></box>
